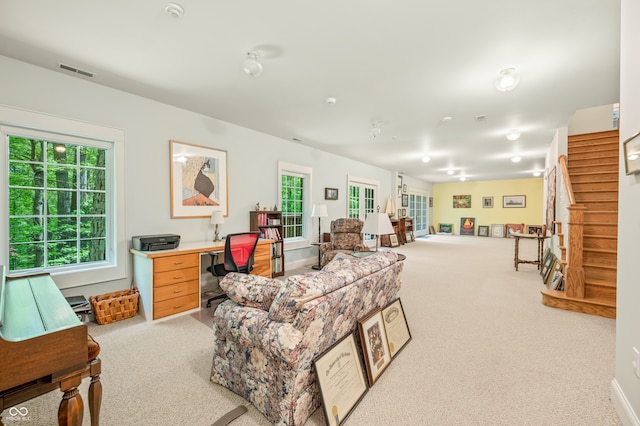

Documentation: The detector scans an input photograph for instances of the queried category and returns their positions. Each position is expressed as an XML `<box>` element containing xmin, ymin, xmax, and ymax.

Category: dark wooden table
<box><xmin>512</xmin><ymin>233</ymin><xmax>549</xmax><ymax>271</ymax></box>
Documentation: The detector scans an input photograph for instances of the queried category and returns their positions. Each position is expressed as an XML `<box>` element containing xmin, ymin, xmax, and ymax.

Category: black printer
<box><xmin>132</xmin><ymin>234</ymin><xmax>180</xmax><ymax>251</ymax></box>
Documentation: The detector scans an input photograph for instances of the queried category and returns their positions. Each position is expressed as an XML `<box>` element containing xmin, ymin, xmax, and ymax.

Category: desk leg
<box><xmin>58</xmin><ymin>376</ymin><xmax>83</xmax><ymax>426</ymax></box>
<box><xmin>514</xmin><ymin>238</ymin><xmax>520</xmax><ymax>271</ymax></box>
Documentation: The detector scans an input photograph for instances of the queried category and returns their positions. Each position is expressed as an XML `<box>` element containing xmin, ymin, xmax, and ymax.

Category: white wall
<box><xmin>612</xmin><ymin>0</ymin><xmax>640</xmax><ymax>423</ymax></box>
<box><xmin>568</xmin><ymin>104</ymin><xmax>617</xmax><ymax>135</ymax></box>
<box><xmin>0</xmin><ymin>55</ymin><xmax>430</xmax><ymax>296</ymax></box>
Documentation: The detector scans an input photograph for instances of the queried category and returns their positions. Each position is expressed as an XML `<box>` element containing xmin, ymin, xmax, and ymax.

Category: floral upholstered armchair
<box><xmin>319</xmin><ymin>218</ymin><xmax>367</xmax><ymax>267</ymax></box>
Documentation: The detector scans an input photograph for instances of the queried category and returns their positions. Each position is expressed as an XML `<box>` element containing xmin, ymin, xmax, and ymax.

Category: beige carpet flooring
<box><xmin>1</xmin><ymin>235</ymin><xmax>621</xmax><ymax>425</ymax></box>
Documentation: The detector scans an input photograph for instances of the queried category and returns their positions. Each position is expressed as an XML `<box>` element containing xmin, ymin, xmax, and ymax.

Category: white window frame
<box><xmin>0</xmin><ymin>105</ymin><xmax>126</xmax><ymax>289</ymax></box>
<box><xmin>347</xmin><ymin>175</ymin><xmax>380</xmax><ymax>219</ymax></box>
<box><xmin>277</xmin><ymin>161</ymin><xmax>312</xmax><ymax>250</ymax></box>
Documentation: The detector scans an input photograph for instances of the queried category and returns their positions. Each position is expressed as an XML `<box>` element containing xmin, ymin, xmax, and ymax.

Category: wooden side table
<box><xmin>513</xmin><ymin>233</ymin><xmax>549</xmax><ymax>271</ymax></box>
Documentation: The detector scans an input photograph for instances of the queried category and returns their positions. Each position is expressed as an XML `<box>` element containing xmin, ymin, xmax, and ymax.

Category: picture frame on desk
<box><xmin>170</xmin><ymin>140</ymin><xmax>228</xmax><ymax>218</ymax></box>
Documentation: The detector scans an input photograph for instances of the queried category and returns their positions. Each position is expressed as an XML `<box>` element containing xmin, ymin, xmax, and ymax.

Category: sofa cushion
<box><xmin>220</xmin><ymin>272</ymin><xmax>282</xmax><ymax>311</ymax></box>
<box><xmin>356</xmin><ymin>250</ymin><xmax>398</xmax><ymax>274</ymax></box>
<box><xmin>268</xmin><ymin>269</ymin><xmax>358</xmax><ymax>323</ymax></box>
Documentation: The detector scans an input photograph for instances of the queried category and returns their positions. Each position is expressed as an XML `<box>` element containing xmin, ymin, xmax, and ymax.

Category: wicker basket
<box><xmin>90</xmin><ymin>288</ymin><xmax>139</xmax><ymax>325</ymax></box>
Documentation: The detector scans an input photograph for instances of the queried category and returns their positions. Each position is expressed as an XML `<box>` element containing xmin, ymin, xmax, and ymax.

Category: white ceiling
<box><xmin>0</xmin><ymin>0</ymin><xmax>620</xmax><ymax>183</ymax></box>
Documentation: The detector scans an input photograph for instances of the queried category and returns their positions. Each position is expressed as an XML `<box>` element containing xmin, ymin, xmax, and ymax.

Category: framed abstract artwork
<box><xmin>170</xmin><ymin>140</ymin><xmax>228</xmax><ymax>218</ymax></box>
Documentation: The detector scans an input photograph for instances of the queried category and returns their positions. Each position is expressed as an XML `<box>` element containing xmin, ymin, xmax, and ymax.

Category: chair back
<box><xmin>330</xmin><ymin>218</ymin><xmax>364</xmax><ymax>250</ymax></box>
<box><xmin>223</xmin><ymin>232</ymin><xmax>260</xmax><ymax>273</ymax></box>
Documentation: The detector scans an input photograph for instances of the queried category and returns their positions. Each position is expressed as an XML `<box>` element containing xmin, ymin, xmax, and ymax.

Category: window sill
<box><xmin>283</xmin><ymin>238</ymin><xmax>311</xmax><ymax>251</ymax></box>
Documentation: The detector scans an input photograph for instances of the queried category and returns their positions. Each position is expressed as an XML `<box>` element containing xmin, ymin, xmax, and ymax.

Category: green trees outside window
<box><xmin>281</xmin><ymin>174</ymin><xmax>303</xmax><ymax>239</ymax></box>
<box><xmin>7</xmin><ymin>136</ymin><xmax>107</xmax><ymax>272</ymax></box>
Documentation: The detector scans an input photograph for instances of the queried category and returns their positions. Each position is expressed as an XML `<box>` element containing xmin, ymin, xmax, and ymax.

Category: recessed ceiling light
<box><xmin>165</xmin><ymin>3</ymin><xmax>184</xmax><ymax>18</ymax></box>
<box><xmin>496</xmin><ymin>67</ymin><xmax>520</xmax><ymax>92</ymax></box>
<box><xmin>506</xmin><ymin>129</ymin><xmax>521</xmax><ymax>141</ymax></box>
<box><xmin>511</xmin><ymin>156</ymin><xmax>522</xmax><ymax>163</ymax></box>
<box><xmin>447</xmin><ymin>170</ymin><xmax>454</xmax><ymax>175</ymax></box>
<box><xmin>421</xmin><ymin>156</ymin><xmax>431</xmax><ymax>163</ymax></box>
<box><xmin>533</xmin><ymin>171</ymin><xmax>541</xmax><ymax>177</ymax></box>
<box><xmin>325</xmin><ymin>97</ymin><xmax>337</xmax><ymax>105</ymax></box>
<box><xmin>459</xmin><ymin>177</ymin><xmax>466</xmax><ymax>181</ymax></box>
<box><xmin>441</xmin><ymin>116</ymin><xmax>453</xmax><ymax>123</ymax></box>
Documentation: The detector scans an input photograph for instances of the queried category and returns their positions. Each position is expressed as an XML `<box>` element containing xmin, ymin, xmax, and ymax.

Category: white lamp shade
<box><xmin>311</xmin><ymin>204</ymin><xmax>328</xmax><ymax>218</ymax></box>
<box><xmin>384</xmin><ymin>196</ymin><xmax>396</xmax><ymax>216</ymax></box>
<box><xmin>362</xmin><ymin>212</ymin><xmax>395</xmax><ymax>236</ymax></box>
<box><xmin>210</xmin><ymin>210</ymin><xmax>224</xmax><ymax>225</ymax></box>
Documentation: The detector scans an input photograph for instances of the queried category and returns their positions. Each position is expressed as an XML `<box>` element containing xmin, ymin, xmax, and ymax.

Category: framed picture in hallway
<box><xmin>503</xmin><ymin>195</ymin><xmax>526</xmax><ymax>208</ymax></box>
<box><xmin>490</xmin><ymin>224</ymin><xmax>504</xmax><ymax>238</ymax></box>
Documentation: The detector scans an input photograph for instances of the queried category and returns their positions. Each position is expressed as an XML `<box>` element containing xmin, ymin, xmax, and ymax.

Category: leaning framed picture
<box><xmin>478</xmin><ymin>225</ymin><xmax>489</xmax><ymax>237</ymax></box>
<box><xmin>313</xmin><ymin>332</ymin><xmax>369</xmax><ymax>426</ymax></box>
<box><xmin>389</xmin><ymin>234</ymin><xmax>400</xmax><ymax>247</ymax></box>
<box><xmin>170</xmin><ymin>140</ymin><xmax>228</xmax><ymax>218</ymax></box>
<box><xmin>357</xmin><ymin>308</ymin><xmax>391</xmax><ymax>386</ymax></box>
<box><xmin>503</xmin><ymin>195</ymin><xmax>526</xmax><ymax>208</ymax></box>
<box><xmin>490</xmin><ymin>224</ymin><xmax>504</xmax><ymax>238</ymax></box>
<box><xmin>381</xmin><ymin>299</ymin><xmax>411</xmax><ymax>358</ymax></box>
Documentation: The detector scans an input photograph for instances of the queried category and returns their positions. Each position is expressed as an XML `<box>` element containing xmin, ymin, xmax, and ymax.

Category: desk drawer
<box><xmin>154</xmin><ymin>254</ymin><xmax>199</xmax><ymax>273</ymax></box>
<box><xmin>154</xmin><ymin>279</ymin><xmax>198</xmax><ymax>303</ymax></box>
<box><xmin>153</xmin><ymin>293</ymin><xmax>199</xmax><ymax>319</ymax></box>
<box><xmin>153</xmin><ymin>267</ymin><xmax>199</xmax><ymax>287</ymax></box>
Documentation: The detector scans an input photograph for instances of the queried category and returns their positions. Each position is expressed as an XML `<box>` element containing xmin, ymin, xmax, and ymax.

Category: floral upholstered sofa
<box><xmin>210</xmin><ymin>251</ymin><xmax>403</xmax><ymax>425</ymax></box>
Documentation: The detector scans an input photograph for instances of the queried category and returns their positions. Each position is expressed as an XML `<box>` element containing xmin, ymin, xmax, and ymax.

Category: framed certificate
<box><xmin>381</xmin><ymin>298</ymin><xmax>412</xmax><ymax>358</ymax></box>
<box><xmin>357</xmin><ymin>308</ymin><xmax>391</xmax><ymax>386</ymax></box>
<box><xmin>313</xmin><ymin>333</ymin><xmax>368</xmax><ymax>426</ymax></box>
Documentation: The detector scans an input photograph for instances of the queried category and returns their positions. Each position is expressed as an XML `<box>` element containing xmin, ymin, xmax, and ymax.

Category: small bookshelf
<box><xmin>250</xmin><ymin>211</ymin><xmax>285</xmax><ymax>277</ymax></box>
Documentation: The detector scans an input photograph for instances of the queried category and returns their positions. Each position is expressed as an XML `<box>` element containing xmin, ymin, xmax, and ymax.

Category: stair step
<box><xmin>570</xmin><ymin>172</ymin><xmax>619</xmax><ymax>183</ymax></box>
<box><xmin>584</xmin><ymin>211</ymin><xmax>618</xmax><ymax>224</ymax></box>
<box><xmin>569</xmin><ymin>130</ymin><xmax>619</xmax><ymax>144</ymax></box>
<box><xmin>541</xmin><ymin>289</ymin><xmax>616</xmax><ymax>318</ymax></box>
<box><xmin>583</xmin><ymin>252</ymin><xmax>618</xmax><ymax>267</ymax></box>
<box><xmin>573</xmin><ymin>190</ymin><xmax>619</xmax><ymax>201</ymax></box>
<box><xmin>583</xmin><ymin>237</ymin><xmax>618</xmax><ymax>250</ymax></box>
<box><xmin>584</xmin><ymin>223</ymin><xmax>617</xmax><ymax>235</ymax></box>
<box><xmin>585</xmin><ymin>282</ymin><xmax>617</xmax><ymax>299</ymax></box>
<box><xmin>572</xmin><ymin>181</ymin><xmax>618</xmax><ymax>192</ymax></box>
<box><xmin>576</xmin><ymin>200</ymin><xmax>618</xmax><ymax>211</ymax></box>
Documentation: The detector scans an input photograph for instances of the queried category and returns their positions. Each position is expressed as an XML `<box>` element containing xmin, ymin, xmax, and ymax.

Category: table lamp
<box><xmin>210</xmin><ymin>210</ymin><xmax>224</xmax><ymax>242</ymax></box>
<box><xmin>311</xmin><ymin>204</ymin><xmax>328</xmax><ymax>269</ymax></box>
<box><xmin>362</xmin><ymin>207</ymin><xmax>395</xmax><ymax>252</ymax></box>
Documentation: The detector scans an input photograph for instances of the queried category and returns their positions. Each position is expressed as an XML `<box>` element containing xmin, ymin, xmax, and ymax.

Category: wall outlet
<box><xmin>633</xmin><ymin>347</ymin><xmax>640</xmax><ymax>379</ymax></box>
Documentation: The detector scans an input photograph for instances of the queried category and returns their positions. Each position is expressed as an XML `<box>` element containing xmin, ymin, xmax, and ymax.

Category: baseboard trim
<box><xmin>611</xmin><ymin>378</ymin><xmax>640</xmax><ymax>426</ymax></box>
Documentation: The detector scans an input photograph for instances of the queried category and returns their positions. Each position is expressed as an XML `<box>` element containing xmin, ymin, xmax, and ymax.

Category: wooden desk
<box><xmin>512</xmin><ymin>234</ymin><xmax>549</xmax><ymax>271</ymax></box>
<box><xmin>131</xmin><ymin>239</ymin><xmax>273</xmax><ymax>321</ymax></box>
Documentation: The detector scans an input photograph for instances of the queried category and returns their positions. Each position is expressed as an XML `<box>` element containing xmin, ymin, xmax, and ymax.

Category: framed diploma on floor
<box><xmin>381</xmin><ymin>299</ymin><xmax>412</xmax><ymax>358</ymax></box>
<box><xmin>313</xmin><ymin>333</ymin><xmax>368</xmax><ymax>426</ymax></box>
<box><xmin>357</xmin><ymin>308</ymin><xmax>392</xmax><ymax>386</ymax></box>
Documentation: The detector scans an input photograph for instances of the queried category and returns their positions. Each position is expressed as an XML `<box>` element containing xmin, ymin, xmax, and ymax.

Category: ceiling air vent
<box><xmin>58</xmin><ymin>63</ymin><xmax>94</xmax><ymax>78</ymax></box>
<box><xmin>474</xmin><ymin>114</ymin><xmax>487</xmax><ymax>122</ymax></box>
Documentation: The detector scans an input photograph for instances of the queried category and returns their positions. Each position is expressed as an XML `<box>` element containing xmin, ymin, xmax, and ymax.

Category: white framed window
<box><xmin>409</xmin><ymin>193</ymin><xmax>429</xmax><ymax>232</ymax></box>
<box><xmin>347</xmin><ymin>175</ymin><xmax>379</xmax><ymax>241</ymax></box>
<box><xmin>0</xmin><ymin>106</ymin><xmax>126</xmax><ymax>289</ymax></box>
<box><xmin>278</xmin><ymin>161</ymin><xmax>312</xmax><ymax>250</ymax></box>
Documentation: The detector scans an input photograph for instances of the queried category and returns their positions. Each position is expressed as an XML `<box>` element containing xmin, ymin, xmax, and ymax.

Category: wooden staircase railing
<box><xmin>559</xmin><ymin>155</ymin><xmax>587</xmax><ymax>299</ymax></box>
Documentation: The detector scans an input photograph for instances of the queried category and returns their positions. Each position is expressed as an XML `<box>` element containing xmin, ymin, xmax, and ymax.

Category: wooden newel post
<box><xmin>565</xmin><ymin>205</ymin><xmax>586</xmax><ymax>298</ymax></box>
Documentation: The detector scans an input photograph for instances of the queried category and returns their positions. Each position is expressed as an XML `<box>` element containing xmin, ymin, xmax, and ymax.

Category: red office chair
<box><xmin>206</xmin><ymin>232</ymin><xmax>260</xmax><ymax>308</ymax></box>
